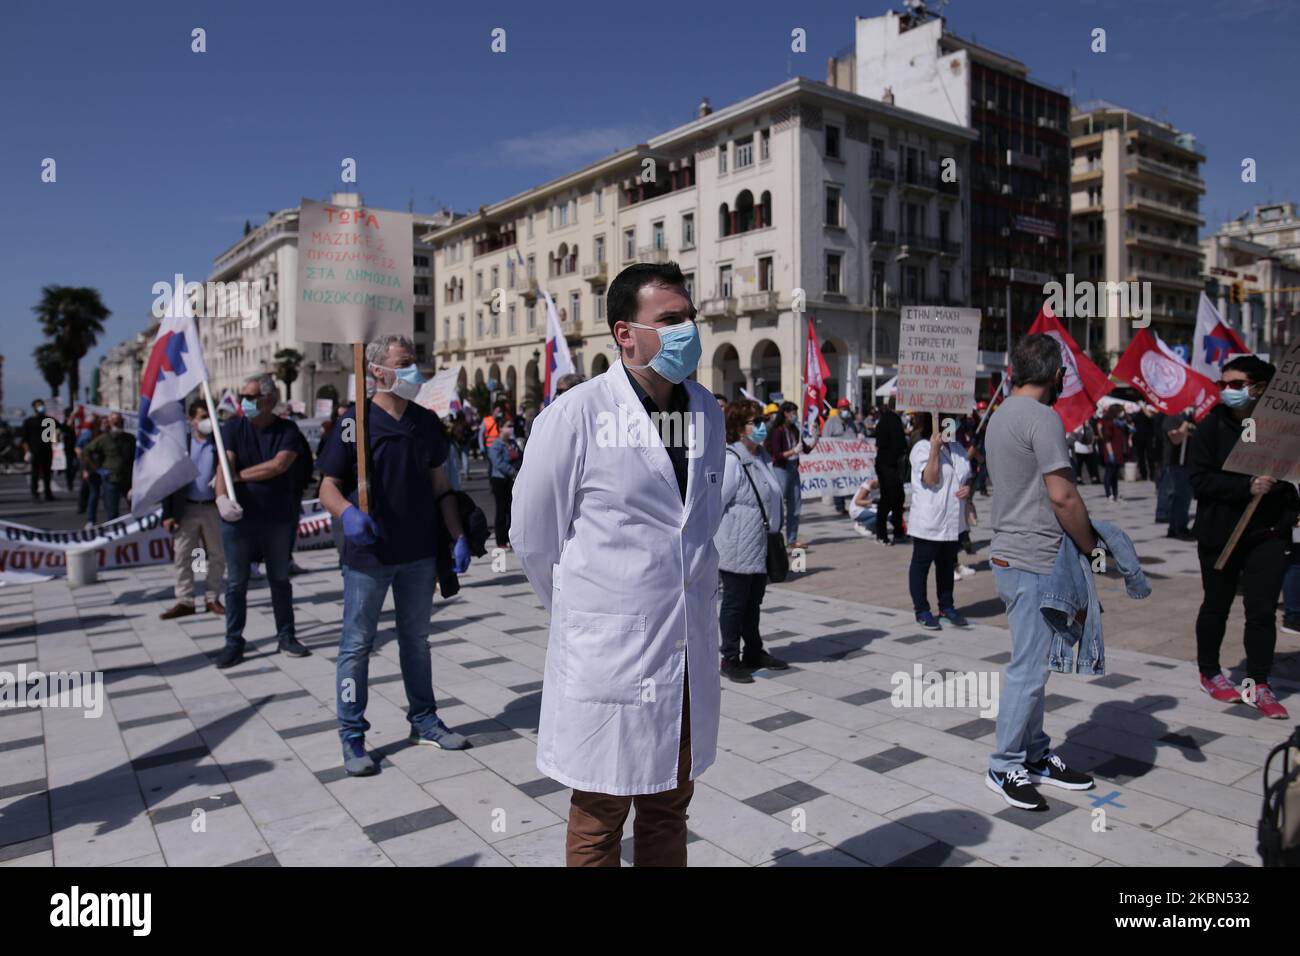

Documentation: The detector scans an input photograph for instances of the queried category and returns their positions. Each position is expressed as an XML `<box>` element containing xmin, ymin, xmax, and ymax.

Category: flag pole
<box><xmin>201</xmin><ymin>379</ymin><xmax>237</xmax><ymax>504</ymax></box>
<box><xmin>353</xmin><ymin>343</ymin><xmax>371</xmax><ymax>513</ymax></box>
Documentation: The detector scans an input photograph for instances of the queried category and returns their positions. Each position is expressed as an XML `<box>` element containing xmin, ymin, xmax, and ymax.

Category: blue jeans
<box><xmin>1102</xmin><ymin>460</ymin><xmax>1120</xmax><ymax>499</ymax></box>
<box><xmin>220</xmin><ymin>518</ymin><xmax>297</xmax><ymax>648</ymax></box>
<box><xmin>99</xmin><ymin>473</ymin><xmax>124</xmax><ymax>520</ymax></box>
<box><xmin>1154</xmin><ymin>467</ymin><xmax>1171</xmax><ymax>522</ymax></box>
<box><xmin>84</xmin><ymin>471</ymin><xmax>103</xmax><ymax>523</ymax></box>
<box><xmin>776</xmin><ymin>465</ymin><xmax>801</xmax><ymax>546</ymax></box>
<box><xmin>990</xmin><ymin>564</ymin><xmax>1052</xmax><ymax>774</ymax></box>
<box><xmin>1166</xmin><ymin>464</ymin><xmax>1192</xmax><ymax>535</ymax></box>
<box><xmin>336</xmin><ymin>557</ymin><xmax>439</xmax><ymax>742</ymax></box>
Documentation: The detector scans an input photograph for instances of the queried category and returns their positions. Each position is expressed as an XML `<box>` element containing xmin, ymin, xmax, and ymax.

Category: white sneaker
<box><xmin>957</xmin><ymin>565</ymin><xmax>977</xmax><ymax>578</ymax></box>
<box><xmin>852</xmin><ymin>523</ymin><xmax>870</xmax><ymax>537</ymax></box>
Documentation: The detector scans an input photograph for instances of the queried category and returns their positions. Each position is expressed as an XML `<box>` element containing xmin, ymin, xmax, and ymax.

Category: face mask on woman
<box><xmin>749</xmin><ymin>421</ymin><xmax>769</xmax><ymax>444</ymax></box>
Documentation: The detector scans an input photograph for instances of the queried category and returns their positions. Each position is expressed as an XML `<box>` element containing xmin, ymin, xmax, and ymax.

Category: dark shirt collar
<box><xmin>626</xmin><ymin>369</ymin><xmax>689</xmax><ymax>414</ymax></box>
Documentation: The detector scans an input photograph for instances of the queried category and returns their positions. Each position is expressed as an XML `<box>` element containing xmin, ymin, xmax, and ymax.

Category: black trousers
<box><xmin>1196</xmin><ymin>535</ymin><xmax>1288</xmax><ymax>684</ymax></box>
<box><xmin>29</xmin><ymin>454</ymin><xmax>52</xmax><ymax>497</ymax></box>
<box><xmin>875</xmin><ymin>466</ymin><xmax>905</xmax><ymax>541</ymax></box>
<box><xmin>909</xmin><ymin>537</ymin><xmax>958</xmax><ymax>615</ymax></box>
<box><xmin>719</xmin><ymin>569</ymin><xmax>767</xmax><ymax>661</ymax></box>
<box><xmin>489</xmin><ymin>476</ymin><xmax>513</xmax><ymax>548</ymax></box>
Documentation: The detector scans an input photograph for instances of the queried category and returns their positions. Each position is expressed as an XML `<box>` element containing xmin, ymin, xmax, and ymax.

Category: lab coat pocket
<box><xmin>562</xmin><ymin>608</ymin><xmax>647</xmax><ymax>705</ymax></box>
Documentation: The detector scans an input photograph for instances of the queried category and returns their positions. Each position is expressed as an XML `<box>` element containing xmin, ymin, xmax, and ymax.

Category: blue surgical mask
<box><xmin>241</xmin><ymin>398</ymin><xmax>260</xmax><ymax>417</ymax></box>
<box><xmin>375</xmin><ymin>363</ymin><xmax>424</xmax><ymax>400</ymax></box>
<box><xmin>750</xmin><ymin>422</ymin><xmax>769</xmax><ymax>444</ymax></box>
<box><xmin>625</xmin><ymin>321</ymin><xmax>702</xmax><ymax>384</ymax></box>
<box><xmin>1219</xmin><ymin>386</ymin><xmax>1252</xmax><ymax>408</ymax></box>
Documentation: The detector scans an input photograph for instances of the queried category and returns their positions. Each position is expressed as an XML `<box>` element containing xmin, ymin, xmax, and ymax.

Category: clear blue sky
<box><xmin>2</xmin><ymin>0</ymin><xmax>1295</xmax><ymax>409</ymax></box>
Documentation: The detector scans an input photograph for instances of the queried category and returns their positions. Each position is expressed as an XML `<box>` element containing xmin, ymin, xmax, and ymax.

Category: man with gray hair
<box><xmin>554</xmin><ymin>373</ymin><xmax>583</xmax><ymax>398</ymax></box>
<box><xmin>317</xmin><ymin>333</ymin><xmax>473</xmax><ymax>775</ymax></box>
<box><xmin>212</xmin><ymin>374</ymin><xmax>311</xmax><ymax>668</ymax></box>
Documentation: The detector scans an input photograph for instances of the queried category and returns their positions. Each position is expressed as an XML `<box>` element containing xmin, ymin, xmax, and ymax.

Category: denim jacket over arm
<box><xmin>1041</xmin><ymin>518</ymin><xmax>1151</xmax><ymax>675</ymax></box>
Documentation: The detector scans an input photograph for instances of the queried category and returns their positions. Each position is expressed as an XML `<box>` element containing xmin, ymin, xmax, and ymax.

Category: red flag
<box><xmin>1112</xmin><ymin>329</ymin><xmax>1219</xmax><ymax>421</ymax></box>
<box><xmin>802</xmin><ymin>316</ymin><xmax>829</xmax><ymax>421</ymax></box>
<box><xmin>1026</xmin><ymin>306</ymin><xmax>1113</xmax><ymax>434</ymax></box>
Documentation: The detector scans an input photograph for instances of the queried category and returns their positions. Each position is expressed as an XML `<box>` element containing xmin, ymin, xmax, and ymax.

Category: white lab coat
<box><xmin>509</xmin><ymin>361</ymin><xmax>725</xmax><ymax>796</ymax></box>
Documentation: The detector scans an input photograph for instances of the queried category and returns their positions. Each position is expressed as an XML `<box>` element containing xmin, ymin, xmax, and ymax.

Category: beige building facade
<box><xmin>1202</xmin><ymin>202</ymin><xmax>1300</xmax><ymax>354</ymax></box>
<box><xmin>428</xmin><ymin>77</ymin><xmax>974</xmax><ymax>410</ymax></box>
<box><xmin>1070</xmin><ymin>100</ymin><xmax>1206</xmax><ymax>361</ymax></box>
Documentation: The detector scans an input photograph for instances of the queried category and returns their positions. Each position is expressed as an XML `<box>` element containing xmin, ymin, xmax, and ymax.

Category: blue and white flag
<box><xmin>131</xmin><ymin>299</ymin><xmax>210</xmax><ymax>515</ymax></box>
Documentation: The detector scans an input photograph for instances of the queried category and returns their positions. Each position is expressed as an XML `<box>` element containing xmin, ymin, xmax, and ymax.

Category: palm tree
<box><xmin>274</xmin><ymin>348</ymin><xmax>304</xmax><ymax>401</ymax></box>
<box><xmin>33</xmin><ymin>286</ymin><xmax>110</xmax><ymax>408</ymax></box>
<box><xmin>33</xmin><ymin>343</ymin><xmax>65</xmax><ymax>400</ymax></box>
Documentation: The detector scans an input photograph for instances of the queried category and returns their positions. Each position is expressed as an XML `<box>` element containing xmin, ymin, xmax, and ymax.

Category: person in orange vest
<box><xmin>479</xmin><ymin>403</ymin><xmax>503</xmax><ymax>453</ymax></box>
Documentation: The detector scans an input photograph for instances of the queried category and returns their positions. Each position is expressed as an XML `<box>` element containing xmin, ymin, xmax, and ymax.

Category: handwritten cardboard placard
<box><xmin>798</xmin><ymin>437</ymin><xmax>877</xmax><ymax>499</ymax></box>
<box><xmin>1222</xmin><ymin>340</ymin><xmax>1300</xmax><ymax>483</ymax></box>
<box><xmin>296</xmin><ymin>198</ymin><xmax>414</xmax><ymax>344</ymax></box>
<box><xmin>896</xmin><ymin>306</ymin><xmax>981</xmax><ymax>413</ymax></box>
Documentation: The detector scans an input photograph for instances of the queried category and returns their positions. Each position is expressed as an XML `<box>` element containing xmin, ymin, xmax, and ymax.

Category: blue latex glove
<box><xmin>452</xmin><ymin>535</ymin><xmax>471</xmax><ymax>573</ymax></box>
<box><xmin>340</xmin><ymin>505</ymin><xmax>379</xmax><ymax>546</ymax></box>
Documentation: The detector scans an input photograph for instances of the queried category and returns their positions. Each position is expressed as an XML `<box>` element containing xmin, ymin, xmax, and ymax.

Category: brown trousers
<box><xmin>565</xmin><ymin>673</ymin><xmax>693</xmax><ymax>867</ymax></box>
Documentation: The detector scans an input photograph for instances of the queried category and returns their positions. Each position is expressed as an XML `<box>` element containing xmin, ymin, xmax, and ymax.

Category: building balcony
<box><xmin>900</xmin><ymin>169</ymin><xmax>938</xmax><ymax>194</ymax></box>
<box><xmin>582</xmin><ymin>261</ymin><xmax>608</xmax><ymax>285</ymax></box>
<box><xmin>699</xmin><ymin>296</ymin><xmax>738</xmax><ymax>319</ymax></box>
<box><xmin>516</xmin><ymin>278</ymin><xmax>539</xmax><ymax>302</ymax></box>
<box><xmin>1072</xmin><ymin>166</ymin><xmax>1105</xmax><ymax>185</ymax></box>
<box><xmin>439</xmin><ymin>337</ymin><xmax>466</xmax><ymax>354</ymax></box>
<box><xmin>637</xmin><ymin>245</ymin><xmax>671</xmax><ymax>264</ymax></box>
<box><xmin>739</xmin><ymin>291</ymin><xmax>779</xmax><ymax>315</ymax></box>
<box><xmin>1125</xmin><ymin>233</ymin><xmax>1202</xmax><ymax>255</ymax></box>
<box><xmin>869</xmin><ymin>227</ymin><xmax>896</xmax><ymax>245</ymax></box>
<box><xmin>1125</xmin><ymin>196</ymin><xmax>1204</xmax><ymax>226</ymax></box>
<box><xmin>939</xmin><ymin>238</ymin><xmax>962</xmax><ymax>257</ymax></box>
<box><xmin>1126</xmin><ymin>156</ymin><xmax>1205</xmax><ymax>192</ymax></box>
<box><xmin>899</xmin><ymin>232</ymin><xmax>940</xmax><ymax>254</ymax></box>
<box><xmin>1128</xmin><ymin>271</ymin><xmax>1204</xmax><ymax>293</ymax></box>
<box><xmin>868</xmin><ymin>160</ymin><xmax>896</xmax><ymax>183</ymax></box>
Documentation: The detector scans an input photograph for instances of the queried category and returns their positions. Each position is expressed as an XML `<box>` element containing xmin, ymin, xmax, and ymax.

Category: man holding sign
<box><xmin>1187</xmin><ymin>354</ymin><xmax>1299</xmax><ymax>718</ymax></box>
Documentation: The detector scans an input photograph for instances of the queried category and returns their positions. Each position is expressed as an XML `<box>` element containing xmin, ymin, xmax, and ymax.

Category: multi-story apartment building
<box><xmin>427</xmin><ymin>76</ymin><xmax>973</xmax><ymax>408</ymax></box>
<box><xmin>205</xmin><ymin>194</ymin><xmax>459</xmax><ymax>404</ymax></box>
<box><xmin>1071</xmin><ymin>100</ymin><xmax>1206</xmax><ymax>361</ymax></box>
<box><xmin>829</xmin><ymin>5</ymin><xmax>1071</xmax><ymax>357</ymax></box>
<box><xmin>1202</xmin><ymin>202</ymin><xmax>1300</xmax><ymax>354</ymax></box>
<box><xmin>95</xmin><ymin>319</ymin><xmax>158</xmax><ymax>411</ymax></box>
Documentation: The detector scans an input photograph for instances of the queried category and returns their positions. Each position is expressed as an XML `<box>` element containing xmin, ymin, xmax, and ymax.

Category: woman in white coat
<box><xmin>908</xmin><ymin>412</ymin><xmax>973</xmax><ymax>631</ymax></box>
<box><xmin>509</xmin><ymin>263</ymin><xmax>725</xmax><ymax>867</ymax></box>
<box><xmin>715</xmin><ymin>400</ymin><xmax>789</xmax><ymax>683</ymax></box>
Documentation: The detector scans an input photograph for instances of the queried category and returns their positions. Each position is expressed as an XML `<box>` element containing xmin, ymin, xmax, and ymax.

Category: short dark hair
<box><xmin>915</xmin><ymin>412</ymin><xmax>934</xmax><ymax>440</ymax></box>
<box><xmin>1010</xmin><ymin>334</ymin><xmax>1063</xmax><ymax>387</ymax></box>
<box><xmin>188</xmin><ymin>399</ymin><xmax>207</xmax><ymax>419</ymax></box>
<box><xmin>1222</xmin><ymin>354</ymin><xmax>1276</xmax><ymax>385</ymax></box>
<box><xmin>606</xmin><ymin>261</ymin><xmax>687</xmax><ymax>335</ymax></box>
<box><xmin>779</xmin><ymin>401</ymin><xmax>798</xmax><ymax>415</ymax></box>
<box><xmin>725</xmin><ymin>400</ymin><xmax>763</xmax><ymax>443</ymax></box>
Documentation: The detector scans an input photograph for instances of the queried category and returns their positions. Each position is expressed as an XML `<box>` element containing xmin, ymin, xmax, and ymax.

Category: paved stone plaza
<box><xmin>0</xmin><ymin>483</ymin><xmax>1295</xmax><ymax>867</ymax></box>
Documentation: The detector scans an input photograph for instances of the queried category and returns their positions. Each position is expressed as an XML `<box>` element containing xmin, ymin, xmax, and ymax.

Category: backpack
<box><xmin>1260</xmin><ymin>727</ymin><xmax>1300</xmax><ymax>867</ymax></box>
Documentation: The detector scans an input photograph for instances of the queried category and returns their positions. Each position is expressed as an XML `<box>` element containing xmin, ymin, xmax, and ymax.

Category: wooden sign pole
<box><xmin>353</xmin><ymin>343</ymin><xmax>370</xmax><ymax>513</ymax></box>
<box><xmin>1214</xmin><ymin>494</ymin><xmax>1261</xmax><ymax>570</ymax></box>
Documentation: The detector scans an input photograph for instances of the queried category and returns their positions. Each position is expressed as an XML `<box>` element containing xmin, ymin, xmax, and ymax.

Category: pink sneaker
<box><xmin>1251</xmin><ymin>683</ymin><xmax>1290</xmax><ymax>720</ymax></box>
<box><xmin>1199</xmin><ymin>673</ymin><xmax>1242</xmax><ymax>704</ymax></box>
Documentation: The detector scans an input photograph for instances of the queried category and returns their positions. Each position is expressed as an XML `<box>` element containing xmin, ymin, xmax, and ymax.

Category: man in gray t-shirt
<box><xmin>983</xmin><ymin>334</ymin><xmax>1098</xmax><ymax>814</ymax></box>
<box><xmin>986</xmin><ymin>395</ymin><xmax>1074</xmax><ymax>573</ymax></box>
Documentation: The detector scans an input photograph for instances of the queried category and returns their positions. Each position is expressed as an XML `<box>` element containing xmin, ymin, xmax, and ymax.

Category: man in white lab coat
<box><xmin>511</xmin><ymin>262</ymin><xmax>725</xmax><ymax>867</ymax></box>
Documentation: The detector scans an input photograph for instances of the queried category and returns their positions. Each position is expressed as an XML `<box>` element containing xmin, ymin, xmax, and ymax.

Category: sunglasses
<box><xmin>1214</xmin><ymin>380</ymin><xmax>1253</xmax><ymax>391</ymax></box>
